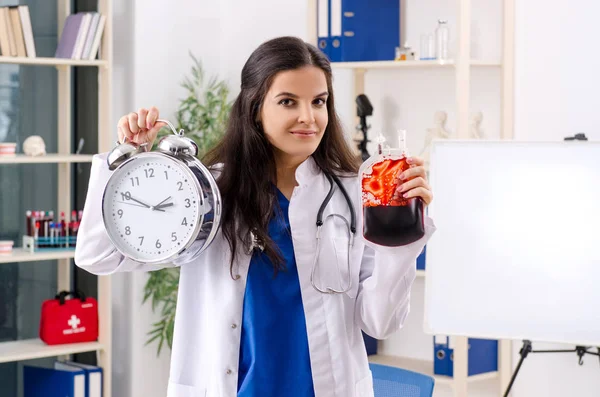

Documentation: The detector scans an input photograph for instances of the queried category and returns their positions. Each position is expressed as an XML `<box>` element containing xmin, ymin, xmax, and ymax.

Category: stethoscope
<box><xmin>310</xmin><ymin>172</ymin><xmax>357</xmax><ymax>294</ymax></box>
<box><xmin>248</xmin><ymin>172</ymin><xmax>357</xmax><ymax>294</ymax></box>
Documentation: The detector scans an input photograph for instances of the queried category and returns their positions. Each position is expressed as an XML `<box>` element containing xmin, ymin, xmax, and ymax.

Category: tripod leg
<box><xmin>503</xmin><ymin>340</ymin><xmax>532</xmax><ymax>397</ymax></box>
<box><xmin>575</xmin><ymin>346</ymin><xmax>587</xmax><ymax>365</ymax></box>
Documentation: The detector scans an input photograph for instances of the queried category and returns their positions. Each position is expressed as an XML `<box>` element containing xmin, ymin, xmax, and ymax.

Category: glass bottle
<box><xmin>420</xmin><ymin>34</ymin><xmax>435</xmax><ymax>60</ymax></box>
<box><xmin>435</xmin><ymin>19</ymin><xmax>449</xmax><ymax>61</ymax></box>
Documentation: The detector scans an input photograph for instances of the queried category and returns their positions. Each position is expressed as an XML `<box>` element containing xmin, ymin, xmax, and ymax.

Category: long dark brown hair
<box><xmin>203</xmin><ymin>36</ymin><xmax>359</xmax><ymax>277</ymax></box>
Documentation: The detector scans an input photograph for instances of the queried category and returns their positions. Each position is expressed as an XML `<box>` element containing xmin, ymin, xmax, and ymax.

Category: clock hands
<box><xmin>155</xmin><ymin>196</ymin><xmax>172</xmax><ymax>207</ymax></box>
<box><xmin>153</xmin><ymin>196</ymin><xmax>174</xmax><ymax>211</ymax></box>
<box><xmin>119</xmin><ymin>193</ymin><xmax>166</xmax><ymax>212</ymax></box>
<box><xmin>125</xmin><ymin>195</ymin><xmax>152</xmax><ymax>208</ymax></box>
<box><xmin>117</xmin><ymin>201</ymin><xmax>149</xmax><ymax>209</ymax></box>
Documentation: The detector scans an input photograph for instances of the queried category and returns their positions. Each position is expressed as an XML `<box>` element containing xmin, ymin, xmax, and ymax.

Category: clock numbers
<box><xmin>106</xmin><ymin>158</ymin><xmax>201</xmax><ymax>262</ymax></box>
<box><xmin>144</xmin><ymin>168</ymin><xmax>155</xmax><ymax>178</ymax></box>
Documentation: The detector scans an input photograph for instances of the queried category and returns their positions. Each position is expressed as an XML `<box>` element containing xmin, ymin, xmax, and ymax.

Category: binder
<box><xmin>55</xmin><ymin>361</ymin><xmax>103</xmax><ymax>397</ymax></box>
<box><xmin>433</xmin><ymin>336</ymin><xmax>453</xmax><ymax>376</ymax></box>
<box><xmin>317</xmin><ymin>0</ymin><xmax>330</xmax><ymax>59</ymax></box>
<box><xmin>362</xmin><ymin>331</ymin><xmax>378</xmax><ymax>355</ymax></box>
<box><xmin>329</xmin><ymin>0</ymin><xmax>342</xmax><ymax>62</ymax></box>
<box><xmin>417</xmin><ymin>245</ymin><xmax>426</xmax><ymax>270</ymax></box>
<box><xmin>23</xmin><ymin>365</ymin><xmax>85</xmax><ymax>397</ymax></box>
<box><xmin>433</xmin><ymin>336</ymin><xmax>498</xmax><ymax>377</ymax></box>
<box><xmin>317</xmin><ymin>0</ymin><xmax>400</xmax><ymax>62</ymax></box>
<box><xmin>417</xmin><ymin>208</ymin><xmax>430</xmax><ymax>270</ymax></box>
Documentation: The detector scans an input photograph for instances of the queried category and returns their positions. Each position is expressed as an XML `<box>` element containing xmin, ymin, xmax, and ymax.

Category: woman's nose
<box><xmin>298</xmin><ymin>103</ymin><xmax>316</xmax><ymax>125</ymax></box>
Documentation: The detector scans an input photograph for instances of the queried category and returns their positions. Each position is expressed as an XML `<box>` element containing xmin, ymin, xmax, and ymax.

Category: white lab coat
<box><xmin>75</xmin><ymin>153</ymin><xmax>436</xmax><ymax>397</ymax></box>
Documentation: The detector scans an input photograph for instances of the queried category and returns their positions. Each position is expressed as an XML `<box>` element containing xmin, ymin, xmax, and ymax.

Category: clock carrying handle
<box><xmin>116</xmin><ymin>119</ymin><xmax>184</xmax><ymax>146</ymax></box>
<box><xmin>156</xmin><ymin>119</ymin><xmax>185</xmax><ymax>136</ymax></box>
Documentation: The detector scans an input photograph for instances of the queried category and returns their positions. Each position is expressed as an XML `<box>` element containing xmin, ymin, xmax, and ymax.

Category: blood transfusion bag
<box><xmin>359</xmin><ymin>131</ymin><xmax>425</xmax><ymax>247</ymax></box>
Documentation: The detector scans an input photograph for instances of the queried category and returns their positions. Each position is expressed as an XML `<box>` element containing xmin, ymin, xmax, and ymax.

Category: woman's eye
<box><xmin>313</xmin><ymin>98</ymin><xmax>326</xmax><ymax>106</ymax></box>
<box><xmin>278</xmin><ymin>98</ymin><xmax>295</xmax><ymax>106</ymax></box>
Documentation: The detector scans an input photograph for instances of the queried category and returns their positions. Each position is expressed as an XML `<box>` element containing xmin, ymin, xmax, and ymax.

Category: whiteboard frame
<box><xmin>423</xmin><ymin>139</ymin><xmax>600</xmax><ymax>346</ymax></box>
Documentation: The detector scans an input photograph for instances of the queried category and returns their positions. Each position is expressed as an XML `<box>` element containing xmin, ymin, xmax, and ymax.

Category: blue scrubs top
<box><xmin>237</xmin><ymin>189</ymin><xmax>315</xmax><ymax>397</ymax></box>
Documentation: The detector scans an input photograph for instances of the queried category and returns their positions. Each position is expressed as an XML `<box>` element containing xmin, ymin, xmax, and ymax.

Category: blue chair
<box><xmin>369</xmin><ymin>363</ymin><xmax>435</xmax><ymax>397</ymax></box>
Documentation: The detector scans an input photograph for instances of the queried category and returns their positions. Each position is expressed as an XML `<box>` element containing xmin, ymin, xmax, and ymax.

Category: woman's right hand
<box><xmin>117</xmin><ymin>106</ymin><xmax>167</xmax><ymax>149</ymax></box>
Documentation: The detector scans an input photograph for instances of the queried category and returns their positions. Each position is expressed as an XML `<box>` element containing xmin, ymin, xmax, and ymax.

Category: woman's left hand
<box><xmin>395</xmin><ymin>156</ymin><xmax>433</xmax><ymax>206</ymax></box>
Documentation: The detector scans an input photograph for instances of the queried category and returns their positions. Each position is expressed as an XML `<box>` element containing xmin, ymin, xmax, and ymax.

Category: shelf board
<box><xmin>0</xmin><ymin>56</ymin><xmax>107</xmax><ymax>67</ymax></box>
<box><xmin>368</xmin><ymin>354</ymin><xmax>498</xmax><ymax>386</ymax></box>
<box><xmin>331</xmin><ymin>59</ymin><xmax>502</xmax><ymax>70</ymax></box>
<box><xmin>416</xmin><ymin>270</ymin><xmax>426</xmax><ymax>278</ymax></box>
<box><xmin>469</xmin><ymin>59</ymin><xmax>503</xmax><ymax>67</ymax></box>
<box><xmin>0</xmin><ymin>154</ymin><xmax>94</xmax><ymax>164</ymax></box>
<box><xmin>0</xmin><ymin>248</ymin><xmax>75</xmax><ymax>264</ymax></box>
<box><xmin>0</xmin><ymin>339</ymin><xmax>103</xmax><ymax>363</ymax></box>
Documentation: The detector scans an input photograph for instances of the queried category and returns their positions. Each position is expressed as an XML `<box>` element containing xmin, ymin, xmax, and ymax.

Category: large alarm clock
<box><xmin>101</xmin><ymin>119</ymin><xmax>221</xmax><ymax>264</ymax></box>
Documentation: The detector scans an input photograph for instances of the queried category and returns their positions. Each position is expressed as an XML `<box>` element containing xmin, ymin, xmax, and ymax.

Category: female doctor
<box><xmin>75</xmin><ymin>36</ymin><xmax>435</xmax><ymax>397</ymax></box>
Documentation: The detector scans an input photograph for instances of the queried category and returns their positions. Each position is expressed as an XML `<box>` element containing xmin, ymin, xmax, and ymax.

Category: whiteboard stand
<box><xmin>503</xmin><ymin>133</ymin><xmax>599</xmax><ymax>396</ymax></box>
<box><xmin>503</xmin><ymin>341</ymin><xmax>600</xmax><ymax>397</ymax></box>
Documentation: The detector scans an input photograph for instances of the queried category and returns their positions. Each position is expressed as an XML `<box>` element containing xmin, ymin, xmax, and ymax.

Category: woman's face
<box><xmin>259</xmin><ymin>66</ymin><xmax>329</xmax><ymax>166</ymax></box>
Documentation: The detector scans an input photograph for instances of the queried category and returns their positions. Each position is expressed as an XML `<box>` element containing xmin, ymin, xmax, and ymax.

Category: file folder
<box><xmin>362</xmin><ymin>331</ymin><xmax>378</xmax><ymax>355</ymax></box>
<box><xmin>433</xmin><ymin>336</ymin><xmax>453</xmax><ymax>376</ymax></box>
<box><xmin>317</xmin><ymin>0</ymin><xmax>330</xmax><ymax>59</ymax></box>
<box><xmin>433</xmin><ymin>336</ymin><xmax>498</xmax><ymax>377</ymax></box>
<box><xmin>417</xmin><ymin>245</ymin><xmax>426</xmax><ymax>270</ymax></box>
<box><xmin>318</xmin><ymin>0</ymin><xmax>400</xmax><ymax>62</ymax></box>
<box><xmin>329</xmin><ymin>0</ymin><xmax>342</xmax><ymax>61</ymax></box>
<box><xmin>24</xmin><ymin>365</ymin><xmax>85</xmax><ymax>397</ymax></box>
<box><xmin>55</xmin><ymin>361</ymin><xmax>103</xmax><ymax>397</ymax></box>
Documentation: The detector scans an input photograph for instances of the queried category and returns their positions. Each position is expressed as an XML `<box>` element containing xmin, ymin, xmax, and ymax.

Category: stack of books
<box><xmin>0</xmin><ymin>5</ymin><xmax>36</xmax><ymax>58</ymax></box>
<box><xmin>55</xmin><ymin>12</ymin><xmax>106</xmax><ymax>60</ymax></box>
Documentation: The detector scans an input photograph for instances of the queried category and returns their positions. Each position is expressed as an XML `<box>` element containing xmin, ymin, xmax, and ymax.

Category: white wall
<box><xmin>508</xmin><ymin>1</ymin><xmax>600</xmax><ymax>397</ymax></box>
<box><xmin>514</xmin><ymin>0</ymin><xmax>600</xmax><ymax>142</ymax></box>
<box><xmin>108</xmin><ymin>1</ymin><xmax>599</xmax><ymax>397</ymax></box>
<box><xmin>110</xmin><ymin>1</ymin><xmax>309</xmax><ymax>397</ymax></box>
<box><xmin>332</xmin><ymin>0</ymin><xmax>503</xmax><ymax>164</ymax></box>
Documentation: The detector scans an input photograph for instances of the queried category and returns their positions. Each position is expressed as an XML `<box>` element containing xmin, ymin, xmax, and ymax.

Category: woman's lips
<box><xmin>290</xmin><ymin>130</ymin><xmax>317</xmax><ymax>136</ymax></box>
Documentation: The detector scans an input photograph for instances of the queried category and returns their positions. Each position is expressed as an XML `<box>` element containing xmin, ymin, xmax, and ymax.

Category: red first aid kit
<box><xmin>39</xmin><ymin>290</ymin><xmax>99</xmax><ymax>345</ymax></box>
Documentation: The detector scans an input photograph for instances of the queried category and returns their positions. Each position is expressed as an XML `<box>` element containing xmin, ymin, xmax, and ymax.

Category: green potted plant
<box><xmin>143</xmin><ymin>53</ymin><xmax>232</xmax><ymax>355</ymax></box>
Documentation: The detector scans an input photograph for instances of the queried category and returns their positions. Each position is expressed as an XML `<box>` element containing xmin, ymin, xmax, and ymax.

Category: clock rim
<box><xmin>101</xmin><ymin>151</ymin><xmax>205</xmax><ymax>264</ymax></box>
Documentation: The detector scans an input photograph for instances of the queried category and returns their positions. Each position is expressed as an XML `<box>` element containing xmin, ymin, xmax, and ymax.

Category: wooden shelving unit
<box><xmin>0</xmin><ymin>249</ymin><xmax>75</xmax><ymax>264</ymax></box>
<box><xmin>330</xmin><ymin>59</ymin><xmax>501</xmax><ymax>70</ymax></box>
<box><xmin>0</xmin><ymin>1</ymin><xmax>113</xmax><ymax>396</ymax></box>
<box><xmin>0</xmin><ymin>56</ymin><xmax>107</xmax><ymax>67</ymax></box>
<box><xmin>0</xmin><ymin>154</ymin><xmax>94</xmax><ymax>164</ymax></box>
<box><xmin>0</xmin><ymin>339</ymin><xmax>105</xmax><ymax>364</ymax></box>
<box><xmin>307</xmin><ymin>1</ymin><xmax>515</xmax><ymax>396</ymax></box>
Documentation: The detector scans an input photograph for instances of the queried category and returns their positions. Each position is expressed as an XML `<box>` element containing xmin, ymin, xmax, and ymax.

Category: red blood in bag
<box><xmin>361</xmin><ymin>157</ymin><xmax>425</xmax><ymax>246</ymax></box>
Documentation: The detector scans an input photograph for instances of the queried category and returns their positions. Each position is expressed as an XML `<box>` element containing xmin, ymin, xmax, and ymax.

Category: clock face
<box><xmin>102</xmin><ymin>153</ymin><xmax>202</xmax><ymax>263</ymax></box>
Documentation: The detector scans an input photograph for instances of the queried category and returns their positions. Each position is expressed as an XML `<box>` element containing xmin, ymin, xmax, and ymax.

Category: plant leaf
<box><xmin>143</xmin><ymin>52</ymin><xmax>231</xmax><ymax>355</ymax></box>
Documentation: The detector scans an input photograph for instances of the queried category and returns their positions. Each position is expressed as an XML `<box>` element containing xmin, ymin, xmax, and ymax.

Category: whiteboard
<box><xmin>424</xmin><ymin>140</ymin><xmax>600</xmax><ymax>346</ymax></box>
